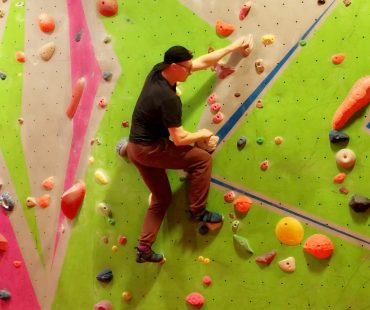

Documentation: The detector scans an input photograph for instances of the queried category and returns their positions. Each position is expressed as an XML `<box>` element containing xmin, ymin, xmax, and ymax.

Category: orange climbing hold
<box><xmin>42</xmin><ymin>176</ymin><xmax>55</xmax><ymax>191</ymax></box>
<box><xmin>332</xmin><ymin>76</ymin><xmax>370</xmax><ymax>130</ymax></box>
<box><xmin>97</xmin><ymin>0</ymin><xmax>118</xmax><ymax>17</ymax></box>
<box><xmin>233</xmin><ymin>195</ymin><xmax>252</xmax><ymax>213</ymax></box>
<box><xmin>331</xmin><ymin>53</ymin><xmax>345</xmax><ymax>65</ymax></box>
<box><xmin>303</xmin><ymin>234</ymin><xmax>334</xmax><ymax>259</ymax></box>
<box><xmin>66</xmin><ymin>77</ymin><xmax>86</xmax><ymax>119</ymax></box>
<box><xmin>215</xmin><ymin>20</ymin><xmax>235</xmax><ymax>37</ymax></box>
<box><xmin>38</xmin><ymin>194</ymin><xmax>51</xmax><ymax>208</ymax></box>
<box><xmin>333</xmin><ymin>172</ymin><xmax>346</xmax><ymax>183</ymax></box>
<box><xmin>38</xmin><ymin>13</ymin><xmax>55</xmax><ymax>33</ymax></box>
<box><xmin>15</xmin><ymin>51</ymin><xmax>25</xmax><ymax>62</ymax></box>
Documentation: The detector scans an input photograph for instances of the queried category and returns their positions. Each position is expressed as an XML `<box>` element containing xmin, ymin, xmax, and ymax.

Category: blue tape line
<box><xmin>216</xmin><ymin>0</ymin><xmax>337</xmax><ymax>141</ymax></box>
<box><xmin>211</xmin><ymin>177</ymin><xmax>370</xmax><ymax>246</ymax></box>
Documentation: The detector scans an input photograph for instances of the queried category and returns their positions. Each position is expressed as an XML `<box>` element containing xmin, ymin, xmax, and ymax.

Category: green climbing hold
<box><xmin>299</xmin><ymin>40</ymin><xmax>307</xmax><ymax>46</ymax></box>
<box><xmin>233</xmin><ymin>234</ymin><xmax>254</xmax><ymax>254</ymax></box>
<box><xmin>256</xmin><ymin>137</ymin><xmax>265</xmax><ymax>145</ymax></box>
<box><xmin>108</xmin><ymin>217</ymin><xmax>115</xmax><ymax>225</ymax></box>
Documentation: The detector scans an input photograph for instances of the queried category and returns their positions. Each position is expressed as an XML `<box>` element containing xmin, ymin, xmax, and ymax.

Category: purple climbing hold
<box><xmin>96</xmin><ymin>269</ymin><xmax>113</xmax><ymax>283</ymax></box>
<box><xmin>75</xmin><ymin>30</ymin><xmax>82</xmax><ymax>42</ymax></box>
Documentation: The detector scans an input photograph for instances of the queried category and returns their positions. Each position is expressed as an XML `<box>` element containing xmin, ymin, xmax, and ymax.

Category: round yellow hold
<box><xmin>197</xmin><ymin>256</ymin><xmax>204</xmax><ymax>262</ymax></box>
<box><xmin>94</xmin><ymin>170</ymin><xmax>108</xmax><ymax>185</ymax></box>
<box><xmin>203</xmin><ymin>257</ymin><xmax>210</xmax><ymax>264</ymax></box>
<box><xmin>275</xmin><ymin>217</ymin><xmax>304</xmax><ymax>245</ymax></box>
<box><xmin>112</xmin><ymin>245</ymin><xmax>118</xmax><ymax>252</ymax></box>
<box><xmin>122</xmin><ymin>291</ymin><xmax>132</xmax><ymax>302</ymax></box>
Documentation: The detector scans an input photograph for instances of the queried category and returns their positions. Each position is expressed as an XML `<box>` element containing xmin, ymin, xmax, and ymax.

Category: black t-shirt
<box><xmin>129</xmin><ymin>64</ymin><xmax>182</xmax><ymax>143</ymax></box>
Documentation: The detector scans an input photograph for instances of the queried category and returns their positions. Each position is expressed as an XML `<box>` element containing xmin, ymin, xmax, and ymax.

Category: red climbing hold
<box><xmin>233</xmin><ymin>195</ymin><xmax>252</xmax><ymax>213</ymax></box>
<box><xmin>255</xmin><ymin>250</ymin><xmax>277</xmax><ymax>264</ymax></box>
<box><xmin>239</xmin><ymin>1</ymin><xmax>252</xmax><ymax>21</ymax></box>
<box><xmin>215</xmin><ymin>20</ymin><xmax>235</xmax><ymax>37</ymax></box>
<box><xmin>215</xmin><ymin>64</ymin><xmax>235</xmax><ymax>79</ymax></box>
<box><xmin>97</xmin><ymin>0</ymin><xmax>118</xmax><ymax>17</ymax></box>
<box><xmin>303</xmin><ymin>234</ymin><xmax>334</xmax><ymax>259</ymax></box>
<box><xmin>0</xmin><ymin>233</ymin><xmax>8</xmax><ymax>252</ymax></box>
<box><xmin>61</xmin><ymin>181</ymin><xmax>86</xmax><ymax>220</ymax></box>
<box><xmin>38</xmin><ymin>13</ymin><xmax>55</xmax><ymax>33</ymax></box>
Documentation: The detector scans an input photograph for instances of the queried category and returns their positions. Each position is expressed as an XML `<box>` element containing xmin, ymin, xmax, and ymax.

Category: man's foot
<box><xmin>135</xmin><ymin>247</ymin><xmax>165</xmax><ymax>264</ymax></box>
<box><xmin>191</xmin><ymin>209</ymin><xmax>223</xmax><ymax>224</ymax></box>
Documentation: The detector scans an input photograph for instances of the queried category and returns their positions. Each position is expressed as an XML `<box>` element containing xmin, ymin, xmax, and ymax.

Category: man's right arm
<box><xmin>169</xmin><ymin>126</ymin><xmax>213</xmax><ymax>146</ymax></box>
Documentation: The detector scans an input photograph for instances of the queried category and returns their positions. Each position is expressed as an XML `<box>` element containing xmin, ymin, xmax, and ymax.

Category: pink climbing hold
<box><xmin>224</xmin><ymin>191</ymin><xmax>236</xmax><ymax>203</ymax></box>
<box><xmin>207</xmin><ymin>93</ymin><xmax>217</xmax><ymax>105</ymax></box>
<box><xmin>0</xmin><ymin>233</ymin><xmax>8</xmax><ymax>252</ymax></box>
<box><xmin>255</xmin><ymin>250</ymin><xmax>277</xmax><ymax>265</ymax></box>
<box><xmin>239</xmin><ymin>1</ymin><xmax>252</xmax><ymax>21</ymax></box>
<box><xmin>210</xmin><ymin>103</ymin><xmax>221</xmax><ymax>114</ymax></box>
<box><xmin>260</xmin><ymin>160</ymin><xmax>269</xmax><ymax>171</ymax></box>
<box><xmin>61</xmin><ymin>180</ymin><xmax>86</xmax><ymax>220</ymax></box>
<box><xmin>215</xmin><ymin>64</ymin><xmax>235</xmax><ymax>79</ymax></box>
<box><xmin>202</xmin><ymin>275</ymin><xmax>212</xmax><ymax>286</ymax></box>
<box><xmin>213</xmin><ymin>112</ymin><xmax>224</xmax><ymax>124</ymax></box>
<box><xmin>185</xmin><ymin>292</ymin><xmax>205</xmax><ymax>308</ymax></box>
<box><xmin>93</xmin><ymin>300</ymin><xmax>112</xmax><ymax>310</ymax></box>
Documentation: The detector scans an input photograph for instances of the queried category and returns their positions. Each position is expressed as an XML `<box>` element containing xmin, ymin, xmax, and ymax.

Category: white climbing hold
<box><xmin>278</xmin><ymin>256</ymin><xmax>296</xmax><ymax>273</ymax></box>
<box><xmin>39</xmin><ymin>42</ymin><xmax>56</xmax><ymax>61</ymax></box>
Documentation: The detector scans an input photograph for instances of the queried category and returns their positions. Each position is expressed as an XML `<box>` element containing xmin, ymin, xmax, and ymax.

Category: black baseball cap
<box><xmin>154</xmin><ymin>45</ymin><xmax>193</xmax><ymax>71</ymax></box>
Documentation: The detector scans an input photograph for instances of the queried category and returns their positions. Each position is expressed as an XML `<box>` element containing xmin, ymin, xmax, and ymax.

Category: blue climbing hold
<box><xmin>96</xmin><ymin>269</ymin><xmax>113</xmax><ymax>283</ymax></box>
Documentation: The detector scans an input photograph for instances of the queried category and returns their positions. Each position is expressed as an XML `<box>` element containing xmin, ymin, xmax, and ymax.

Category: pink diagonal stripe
<box><xmin>52</xmin><ymin>0</ymin><xmax>102</xmax><ymax>263</ymax></box>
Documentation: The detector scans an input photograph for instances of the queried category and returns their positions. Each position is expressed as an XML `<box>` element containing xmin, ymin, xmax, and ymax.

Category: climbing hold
<box><xmin>26</xmin><ymin>197</ymin><xmax>37</xmax><ymax>208</ymax></box>
<box><xmin>103</xmin><ymin>71</ymin><xmax>113</xmax><ymax>81</ymax></box>
<box><xmin>256</xmin><ymin>137</ymin><xmax>264</xmax><ymax>145</ymax></box>
<box><xmin>75</xmin><ymin>30</ymin><xmax>82</xmax><ymax>42</ymax></box>
<box><xmin>13</xmin><ymin>260</ymin><xmax>22</xmax><ymax>268</ymax></box>
<box><xmin>96</xmin><ymin>269</ymin><xmax>113</xmax><ymax>283</ymax></box>
<box><xmin>317</xmin><ymin>0</ymin><xmax>326</xmax><ymax>5</ymax></box>
<box><xmin>98</xmin><ymin>98</ymin><xmax>107</xmax><ymax>108</ymax></box>
<box><xmin>38</xmin><ymin>13</ymin><xmax>55</xmax><ymax>33</ymax></box>
<box><xmin>215</xmin><ymin>20</ymin><xmax>235</xmax><ymax>37</ymax></box>
<box><xmin>118</xmin><ymin>235</ymin><xmax>127</xmax><ymax>245</ymax></box>
<box><xmin>108</xmin><ymin>217</ymin><xmax>115</xmax><ymax>225</ymax></box>
<box><xmin>202</xmin><ymin>275</ymin><xmax>212</xmax><ymax>286</ymax></box>
<box><xmin>239</xmin><ymin>1</ymin><xmax>252</xmax><ymax>21</ymax></box>
<box><xmin>213</xmin><ymin>112</ymin><xmax>224</xmax><ymax>124</ymax></box>
<box><xmin>97</xmin><ymin>202</ymin><xmax>112</xmax><ymax>217</ymax></box>
<box><xmin>233</xmin><ymin>234</ymin><xmax>254</xmax><ymax>254</ymax></box>
<box><xmin>185</xmin><ymin>292</ymin><xmax>205</xmax><ymax>308</ymax></box>
<box><xmin>210</xmin><ymin>103</ymin><xmax>221</xmax><ymax>114</ymax></box>
<box><xmin>343</xmin><ymin>0</ymin><xmax>351</xmax><ymax>6</ymax></box>
<box><xmin>255</xmin><ymin>250</ymin><xmax>277</xmax><ymax>265</ymax></box>
<box><xmin>97</xmin><ymin>0</ymin><xmax>118</xmax><ymax>17</ymax></box>
<box><xmin>233</xmin><ymin>195</ymin><xmax>252</xmax><ymax>213</ymax></box>
<box><xmin>349</xmin><ymin>195</ymin><xmax>370</xmax><ymax>212</ymax></box>
<box><xmin>278</xmin><ymin>257</ymin><xmax>296</xmax><ymax>272</ymax></box>
<box><xmin>42</xmin><ymin>176</ymin><xmax>55</xmax><ymax>191</ymax></box>
<box><xmin>0</xmin><ymin>289</ymin><xmax>11</xmax><ymax>301</ymax></box>
<box><xmin>196</xmin><ymin>135</ymin><xmax>219</xmax><ymax>153</ymax></box>
<box><xmin>274</xmin><ymin>136</ymin><xmax>283</xmax><ymax>145</ymax></box>
<box><xmin>332</xmin><ymin>76</ymin><xmax>370</xmax><ymax>130</ymax></box>
<box><xmin>101</xmin><ymin>236</ymin><xmax>109</xmax><ymax>244</ymax></box>
<box><xmin>329</xmin><ymin>130</ymin><xmax>349</xmax><ymax>144</ymax></box>
<box><xmin>0</xmin><ymin>233</ymin><xmax>8</xmax><ymax>252</ymax></box>
<box><xmin>303</xmin><ymin>234</ymin><xmax>334</xmax><ymax>259</ymax></box>
<box><xmin>122</xmin><ymin>291</ymin><xmax>132</xmax><ymax>302</ymax></box>
<box><xmin>260</xmin><ymin>160</ymin><xmax>269</xmax><ymax>171</ymax></box>
<box><xmin>15</xmin><ymin>51</ymin><xmax>25</xmax><ymax>62</ymax></box>
<box><xmin>39</xmin><ymin>42</ymin><xmax>56</xmax><ymax>61</ymax></box>
<box><xmin>0</xmin><ymin>71</ymin><xmax>7</xmax><ymax>80</ymax></box>
<box><xmin>231</xmin><ymin>220</ymin><xmax>240</xmax><ymax>232</ymax></box>
<box><xmin>121</xmin><ymin>120</ymin><xmax>129</xmax><ymax>127</ymax></box>
<box><xmin>38</xmin><ymin>194</ymin><xmax>51</xmax><ymax>208</ymax></box>
<box><xmin>198</xmin><ymin>225</ymin><xmax>209</xmax><ymax>235</ymax></box>
<box><xmin>111</xmin><ymin>245</ymin><xmax>118</xmax><ymax>252</ymax></box>
<box><xmin>197</xmin><ymin>256</ymin><xmax>205</xmax><ymax>262</ymax></box>
<box><xmin>234</xmin><ymin>92</ymin><xmax>241</xmax><ymax>97</ymax></box>
<box><xmin>224</xmin><ymin>191</ymin><xmax>236</xmax><ymax>203</ymax></box>
<box><xmin>332</xmin><ymin>53</ymin><xmax>345</xmax><ymax>65</ymax></box>
<box><xmin>339</xmin><ymin>186</ymin><xmax>349</xmax><ymax>195</ymax></box>
<box><xmin>335</xmin><ymin>148</ymin><xmax>356</xmax><ymax>169</ymax></box>
<box><xmin>95</xmin><ymin>170</ymin><xmax>109</xmax><ymax>185</ymax></box>
<box><xmin>61</xmin><ymin>180</ymin><xmax>86</xmax><ymax>220</ymax></box>
<box><xmin>103</xmin><ymin>36</ymin><xmax>111</xmax><ymax>44</ymax></box>
<box><xmin>256</xmin><ymin>98</ymin><xmax>263</xmax><ymax>108</ymax></box>
<box><xmin>17</xmin><ymin>117</ymin><xmax>24</xmax><ymax>124</ymax></box>
<box><xmin>299</xmin><ymin>40</ymin><xmax>307</xmax><ymax>46</ymax></box>
<box><xmin>0</xmin><ymin>192</ymin><xmax>15</xmax><ymax>211</ymax></box>
<box><xmin>333</xmin><ymin>172</ymin><xmax>346</xmax><ymax>183</ymax></box>
<box><xmin>88</xmin><ymin>156</ymin><xmax>95</xmax><ymax>164</ymax></box>
<box><xmin>93</xmin><ymin>300</ymin><xmax>112</xmax><ymax>310</ymax></box>
<box><xmin>261</xmin><ymin>34</ymin><xmax>275</xmax><ymax>46</ymax></box>
<box><xmin>255</xmin><ymin>59</ymin><xmax>265</xmax><ymax>74</ymax></box>
<box><xmin>66</xmin><ymin>77</ymin><xmax>85</xmax><ymax>119</ymax></box>
<box><xmin>237</xmin><ymin>136</ymin><xmax>247</xmax><ymax>150</ymax></box>
<box><xmin>207</xmin><ymin>93</ymin><xmax>217</xmax><ymax>105</ymax></box>
<box><xmin>203</xmin><ymin>257</ymin><xmax>210</xmax><ymax>264</ymax></box>
<box><xmin>0</xmin><ymin>10</ymin><xmax>4</xmax><ymax>18</ymax></box>
<box><xmin>275</xmin><ymin>217</ymin><xmax>304</xmax><ymax>246</ymax></box>
<box><xmin>215</xmin><ymin>63</ymin><xmax>235</xmax><ymax>79</ymax></box>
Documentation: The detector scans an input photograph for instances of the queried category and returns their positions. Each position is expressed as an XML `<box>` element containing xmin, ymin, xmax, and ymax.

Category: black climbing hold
<box><xmin>198</xmin><ymin>225</ymin><xmax>209</xmax><ymax>235</ymax></box>
<box><xmin>103</xmin><ymin>72</ymin><xmax>112</xmax><ymax>81</ymax></box>
<box><xmin>237</xmin><ymin>136</ymin><xmax>247</xmax><ymax>150</ymax></box>
<box><xmin>0</xmin><ymin>289</ymin><xmax>11</xmax><ymax>301</ymax></box>
<box><xmin>0</xmin><ymin>72</ymin><xmax>7</xmax><ymax>80</ymax></box>
<box><xmin>75</xmin><ymin>30</ymin><xmax>82</xmax><ymax>42</ymax></box>
<box><xmin>329</xmin><ymin>130</ymin><xmax>349</xmax><ymax>144</ymax></box>
<box><xmin>349</xmin><ymin>195</ymin><xmax>370</xmax><ymax>213</ymax></box>
<box><xmin>96</xmin><ymin>269</ymin><xmax>113</xmax><ymax>283</ymax></box>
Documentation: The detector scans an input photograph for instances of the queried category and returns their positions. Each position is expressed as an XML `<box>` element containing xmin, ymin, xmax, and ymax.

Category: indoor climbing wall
<box><xmin>0</xmin><ymin>0</ymin><xmax>369</xmax><ymax>309</ymax></box>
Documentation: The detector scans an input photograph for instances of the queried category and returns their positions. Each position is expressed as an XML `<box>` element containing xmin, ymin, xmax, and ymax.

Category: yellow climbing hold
<box><xmin>275</xmin><ymin>217</ymin><xmax>304</xmax><ymax>245</ymax></box>
<box><xmin>94</xmin><ymin>170</ymin><xmax>108</xmax><ymax>185</ymax></box>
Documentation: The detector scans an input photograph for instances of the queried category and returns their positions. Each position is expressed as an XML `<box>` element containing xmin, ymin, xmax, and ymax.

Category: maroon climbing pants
<box><xmin>127</xmin><ymin>139</ymin><xmax>212</xmax><ymax>247</ymax></box>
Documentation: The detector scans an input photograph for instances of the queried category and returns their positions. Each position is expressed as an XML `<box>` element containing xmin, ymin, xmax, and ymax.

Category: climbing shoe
<box><xmin>135</xmin><ymin>247</ymin><xmax>165</xmax><ymax>264</ymax></box>
<box><xmin>191</xmin><ymin>209</ymin><xmax>223</xmax><ymax>224</ymax></box>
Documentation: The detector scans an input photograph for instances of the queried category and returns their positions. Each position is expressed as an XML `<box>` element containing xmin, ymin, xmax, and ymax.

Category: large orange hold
<box><xmin>303</xmin><ymin>234</ymin><xmax>334</xmax><ymax>259</ymax></box>
<box><xmin>275</xmin><ymin>217</ymin><xmax>304</xmax><ymax>245</ymax></box>
<box><xmin>216</xmin><ymin>20</ymin><xmax>235</xmax><ymax>37</ymax></box>
<box><xmin>61</xmin><ymin>181</ymin><xmax>86</xmax><ymax>219</ymax></box>
<box><xmin>38</xmin><ymin>13</ymin><xmax>55</xmax><ymax>33</ymax></box>
<box><xmin>97</xmin><ymin>0</ymin><xmax>118</xmax><ymax>17</ymax></box>
<box><xmin>233</xmin><ymin>195</ymin><xmax>252</xmax><ymax>213</ymax></box>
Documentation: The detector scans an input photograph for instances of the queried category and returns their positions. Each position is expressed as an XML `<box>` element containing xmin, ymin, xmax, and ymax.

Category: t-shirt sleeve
<box><xmin>160</xmin><ymin>96</ymin><xmax>182</xmax><ymax>128</ymax></box>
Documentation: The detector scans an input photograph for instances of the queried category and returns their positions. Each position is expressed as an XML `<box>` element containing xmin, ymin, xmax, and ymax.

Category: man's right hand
<box><xmin>197</xmin><ymin>128</ymin><xmax>213</xmax><ymax>141</ymax></box>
